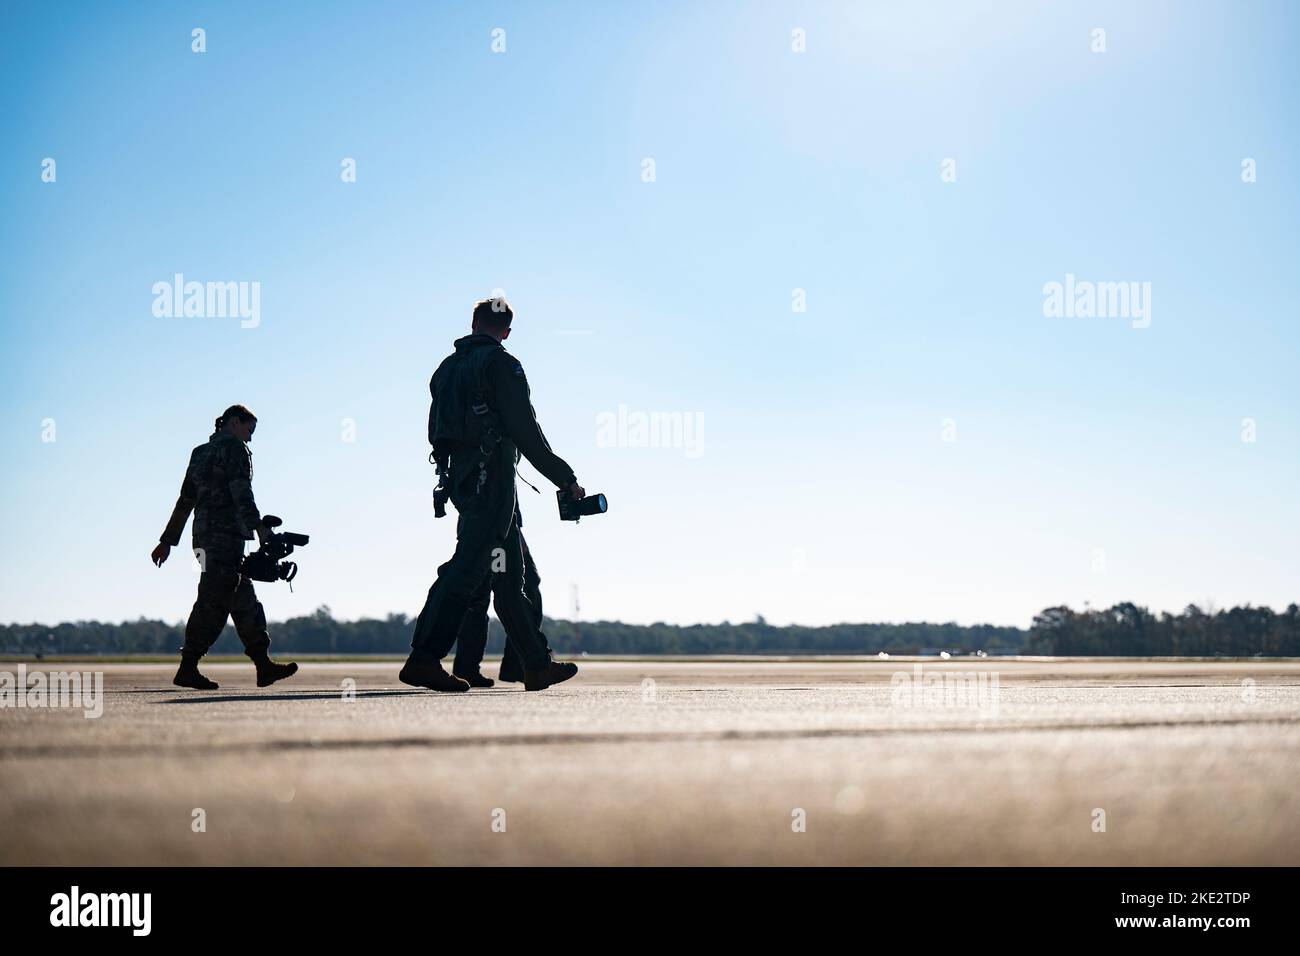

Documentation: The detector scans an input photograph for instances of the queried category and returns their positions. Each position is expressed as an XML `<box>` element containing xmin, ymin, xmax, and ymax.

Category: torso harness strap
<box><xmin>431</xmin><ymin>391</ymin><xmax>503</xmax><ymax>517</ymax></box>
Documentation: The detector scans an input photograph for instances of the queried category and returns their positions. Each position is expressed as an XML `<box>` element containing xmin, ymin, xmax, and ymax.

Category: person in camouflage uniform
<box><xmin>151</xmin><ymin>404</ymin><xmax>298</xmax><ymax>690</ymax></box>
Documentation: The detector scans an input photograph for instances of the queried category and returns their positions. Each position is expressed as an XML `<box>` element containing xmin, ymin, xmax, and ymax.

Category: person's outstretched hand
<box><xmin>569</xmin><ymin>482</ymin><xmax>586</xmax><ymax>500</ymax></box>
<box><xmin>151</xmin><ymin>542</ymin><xmax>170</xmax><ymax>567</ymax></box>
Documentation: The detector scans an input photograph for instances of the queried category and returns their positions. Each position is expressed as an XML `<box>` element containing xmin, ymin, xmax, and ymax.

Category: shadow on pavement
<box><xmin>159</xmin><ymin>689</ymin><xmax>457</xmax><ymax>704</ymax></box>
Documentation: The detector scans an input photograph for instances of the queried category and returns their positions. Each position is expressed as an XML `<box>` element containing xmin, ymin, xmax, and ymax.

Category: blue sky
<box><xmin>1</xmin><ymin>0</ymin><xmax>1296</xmax><ymax>629</ymax></box>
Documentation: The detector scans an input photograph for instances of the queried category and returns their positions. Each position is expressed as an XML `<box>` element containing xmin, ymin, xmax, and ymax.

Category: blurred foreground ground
<box><xmin>1</xmin><ymin>658</ymin><xmax>1297</xmax><ymax>865</ymax></box>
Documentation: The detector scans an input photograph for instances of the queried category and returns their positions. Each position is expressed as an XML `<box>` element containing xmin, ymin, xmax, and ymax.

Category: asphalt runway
<box><xmin>2</xmin><ymin>659</ymin><xmax>1298</xmax><ymax>865</ymax></box>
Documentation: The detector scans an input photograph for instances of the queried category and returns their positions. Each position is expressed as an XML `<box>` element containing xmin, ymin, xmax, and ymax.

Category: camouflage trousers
<box><xmin>182</xmin><ymin>556</ymin><xmax>271</xmax><ymax>660</ymax></box>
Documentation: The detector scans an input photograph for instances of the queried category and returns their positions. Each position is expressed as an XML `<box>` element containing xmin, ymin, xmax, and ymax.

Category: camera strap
<box><xmin>516</xmin><ymin>469</ymin><xmax>541</xmax><ymax>496</ymax></box>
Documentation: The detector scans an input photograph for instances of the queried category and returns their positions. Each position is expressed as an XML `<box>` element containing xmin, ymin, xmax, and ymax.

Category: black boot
<box><xmin>173</xmin><ymin>655</ymin><xmax>218</xmax><ymax>690</ymax></box>
<box><xmin>453</xmin><ymin>669</ymin><xmax>495</xmax><ymax>688</ymax></box>
<box><xmin>400</xmin><ymin>658</ymin><xmax>470</xmax><ymax>693</ymax></box>
<box><xmin>497</xmin><ymin>660</ymin><xmax>524</xmax><ymax>684</ymax></box>
<box><xmin>523</xmin><ymin>660</ymin><xmax>578</xmax><ymax>692</ymax></box>
<box><xmin>251</xmin><ymin>652</ymin><xmax>299</xmax><ymax>688</ymax></box>
<box><xmin>499</xmin><ymin>644</ymin><xmax>540</xmax><ymax>684</ymax></box>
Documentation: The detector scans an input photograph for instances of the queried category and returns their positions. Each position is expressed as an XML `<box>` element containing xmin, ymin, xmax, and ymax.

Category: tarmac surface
<box><xmin>2</xmin><ymin>658</ymin><xmax>1298</xmax><ymax>865</ymax></box>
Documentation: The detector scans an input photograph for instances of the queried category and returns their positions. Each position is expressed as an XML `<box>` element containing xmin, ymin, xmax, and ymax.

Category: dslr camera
<box><xmin>242</xmin><ymin>514</ymin><xmax>310</xmax><ymax>584</ymax></box>
<box><xmin>557</xmin><ymin>489</ymin><xmax>608</xmax><ymax>522</ymax></box>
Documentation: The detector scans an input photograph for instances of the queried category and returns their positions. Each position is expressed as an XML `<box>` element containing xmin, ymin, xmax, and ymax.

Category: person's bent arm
<box><xmin>491</xmin><ymin>357</ymin><xmax>581</xmax><ymax>493</ymax></box>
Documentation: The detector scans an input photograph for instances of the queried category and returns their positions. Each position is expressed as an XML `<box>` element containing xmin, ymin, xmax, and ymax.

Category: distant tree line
<box><xmin>1024</xmin><ymin>603</ymin><xmax>1300</xmax><ymax>656</ymax></box>
<box><xmin>1</xmin><ymin>603</ymin><xmax>1296</xmax><ymax>658</ymax></box>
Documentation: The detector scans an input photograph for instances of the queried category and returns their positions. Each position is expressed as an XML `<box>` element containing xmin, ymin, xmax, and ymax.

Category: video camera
<box><xmin>241</xmin><ymin>514</ymin><xmax>310</xmax><ymax>585</ymax></box>
<box><xmin>558</xmin><ymin>490</ymin><xmax>608</xmax><ymax>522</ymax></box>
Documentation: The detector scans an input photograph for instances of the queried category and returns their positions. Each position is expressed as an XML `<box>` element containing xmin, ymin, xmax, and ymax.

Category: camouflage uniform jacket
<box><xmin>159</xmin><ymin>432</ymin><xmax>262</xmax><ymax>563</ymax></box>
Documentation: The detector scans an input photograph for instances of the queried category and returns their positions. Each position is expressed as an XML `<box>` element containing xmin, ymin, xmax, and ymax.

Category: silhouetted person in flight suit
<box><xmin>402</xmin><ymin>297</ymin><xmax>584</xmax><ymax>692</ymax></box>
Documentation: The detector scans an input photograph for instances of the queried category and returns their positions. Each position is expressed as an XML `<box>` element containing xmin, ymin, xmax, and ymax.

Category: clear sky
<box><xmin>2</xmin><ymin>0</ymin><xmax>1296</xmax><ymax>630</ymax></box>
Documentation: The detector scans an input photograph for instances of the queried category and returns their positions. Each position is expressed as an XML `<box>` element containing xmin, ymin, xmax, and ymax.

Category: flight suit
<box><xmin>409</xmin><ymin>333</ymin><xmax>575</xmax><ymax>670</ymax></box>
<box><xmin>452</xmin><ymin>506</ymin><xmax>548</xmax><ymax>677</ymax></box>
<box><xmin>160</xmin><ymin>432</ymin><xmax>271</xmax><ymax>661</ymax></box>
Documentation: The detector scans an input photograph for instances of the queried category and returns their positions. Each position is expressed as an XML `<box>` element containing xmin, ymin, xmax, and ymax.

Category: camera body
<box><xmin>241</xmin><ymin>514</ymin><xmax>310</xmax><ymax>583</ymax></box>
<box><xmin>557</xmin><ymin>490</ymin><xmax>608</xmax><ymax>522</ymax></box>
